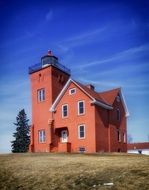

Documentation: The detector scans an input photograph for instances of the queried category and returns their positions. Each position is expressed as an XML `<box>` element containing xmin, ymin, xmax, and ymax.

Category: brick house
<box><xmin>29</xmin><ymin>51</ymin><xmax>129</xmax><ymax>153</ymax></box>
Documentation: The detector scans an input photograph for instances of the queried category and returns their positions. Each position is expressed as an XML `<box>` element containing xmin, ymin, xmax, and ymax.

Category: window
<box><xmin>123</xmin><ymin>132</ymin><xmax>126</xmax><ymax>143</ymax></box>
<box><xmin>61</xmin><ymin>130</ymin><xmax>68</xmax><ymax>143</ymax></box>
<box><xmin>79</xmin><ymin>147</ymin><xmax>86</xmax><ymax>153</ymax></box>
<box><xmin>78</xmin><ymin>101</ymin><xmax>85</xmax><ymax>115</ymax></box>
<box><xmin>117</xmin><ymin>129</ymin><xmax>121</xmax><ymax>142</ymax></box>
<box><xmin>37</xmin><ymin>88</ymin><xmax>45</xmax><ymax>102</ymax></box>
<box><xmin>62</xmin><ymin>104</ymin><xmax>68</xmax><ymax>118</ymax></box>
<box><xmin>39</xmin><ymin>130</ymin><xmax>45</xmax><ymax>143</ymax></box>
<box><xmin>69</xmin><ymin>88</ymin><xmax>76</xmax><ymax>95</ymax></box>
<box><xmin>116</xmin><ymin>109</ymin><xmax>120</xmax><ymax>121</ymax></box>
<box><xmin>116</xmin><ymin>95</ymin><xmax>120</xmax><ymax>102</ymax></box>
<box><xmin>78</xmin><ymin>125</ymin><xmax>85</xmax><ymax>139</ymax></box>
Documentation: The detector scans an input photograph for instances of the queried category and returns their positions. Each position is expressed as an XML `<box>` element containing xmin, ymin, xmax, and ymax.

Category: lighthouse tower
<box><xmin>29</xmin><ymin>51</ymin><xmax>70</xmax><ymax>152</ymax></box>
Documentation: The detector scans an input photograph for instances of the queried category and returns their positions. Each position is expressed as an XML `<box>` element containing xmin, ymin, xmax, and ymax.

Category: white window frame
<box><xmin>37</xmin><ymin>88</ymin><xmax>45</xmax><ymax>102</ymax></box>
<box><xmin>69</xmin><ymin>88</ymin><xmax>76</xmax><ymax>95</ymax></box>
<box><xmin>78</xmin><ymin>124</ymin><xmax>85</xmax><ymax>139</ymax></box>
<box><xmin>62</xmin><ymin>104</ymin><xmax>68</xmax><ymax>118</ymax></box>
<box><xmin>39</xmin><ymin>130</ymin><xmax>46</xmax><ymax>143</ymax></box>
<box><xmin>78</xmin><ymin>100</ymin><xmax>85</xmax><ymax>115</ymax></box>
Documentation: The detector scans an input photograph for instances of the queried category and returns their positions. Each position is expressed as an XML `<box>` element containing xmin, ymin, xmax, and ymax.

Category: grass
<box><xmin>0</xmin><ymin>153</ymin><xmax>149</xmax><ymax>190</ymax></box>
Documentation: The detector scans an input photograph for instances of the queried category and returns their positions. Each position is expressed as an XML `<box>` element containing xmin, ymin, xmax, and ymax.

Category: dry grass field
<box><xmin>0</xmin><ymin>153</ymin><xmax>149</xmax><ymax>190</ymax></box>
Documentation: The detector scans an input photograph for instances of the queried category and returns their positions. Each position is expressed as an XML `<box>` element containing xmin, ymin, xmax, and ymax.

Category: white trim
<box><xmin>50</xmin><ymin>78</ymin><xmax>114</xmax><ymax>112</ymax></box>
<box><xmin>62</xmin><ymin>104</ymin><xmax>68</xmax><ymax>118</ymax></box>
<box><xmin>78</xmin><ymin>100</ymin><xmax>85</xmax><ymax>115</ymax></box>
<box><xmin>50</xmin><ymin>78</ymin><xmax>71</xmax><ymax>112</ymax></box>
<box><xmin>78</xmin><ymin>124</ymin><xmax>85</xmax><ymax>139</ymax></box>
<box><xmin>119</xmin><ymin>90</ymin><xmax>129</xmax><ymax>117</ymax></box>
<box><xmin>69</xmin><ymin>88</ymin><xmax>76</xmax><ymax>95</ymax></box>
<box><xmin>91</xmin><ymin>99</ymin><xmax>113</xmax><ymax>110</ymax></box>
<box><xmin>72</xmin><ymin>80</ymin><xmax>95</xmax><ymax>100</ymax></box>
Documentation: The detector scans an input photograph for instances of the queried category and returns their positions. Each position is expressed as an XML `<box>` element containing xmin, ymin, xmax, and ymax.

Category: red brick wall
<box><xmin>29</xmin><ymin>66</ymin><xmax>69</xmax><ymax>152</ymax></box>
<box><xmin>109</xmin><ymin>98</ymin><xmax>127</xmax><ymax>152</ymax></box>
<box><xmin>95</xmin><ymin>106</ymin><xmax>109</xmax><ymax>152</ymax></box>
<box><xmin>53</xmin><ymin>82</ymin><xmax>96</xmax><ymax>153</ymax></box>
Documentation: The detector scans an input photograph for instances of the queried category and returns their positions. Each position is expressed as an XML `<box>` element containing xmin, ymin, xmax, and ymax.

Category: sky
<box><xmin>0</xmin><ymin>0</ymin><xmax>149</xmax><ymax>153</ymax></box>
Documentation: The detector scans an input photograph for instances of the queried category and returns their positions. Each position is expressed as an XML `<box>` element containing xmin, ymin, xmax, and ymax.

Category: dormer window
<box><xmin>69</xmin><ymin>88</ymin><xmax>76</xmax><ymax>95</ymax></box>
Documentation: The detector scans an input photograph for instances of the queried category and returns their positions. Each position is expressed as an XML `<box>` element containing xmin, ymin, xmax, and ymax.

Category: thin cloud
<box><xmin>58</xmin><ymin>26</ymin><xmax>107</xmax><ymax>50</ymax></box>
<box><xmin>97</xmin><ymin>61</ymin><xmax>149</xmax><ymax>77</ymax></box>
<box><xmin>65</xmin><ymin>27</ymin><xmax>106</xmax><ymax>43</ymax></box>
<box><xmin>78</xmin><ymin>72</ymin><xmax>149</xmax><ymax>95</ymax></box>
<box><xmin>74</xmin><ymin>43</ymin><xmax>149</xmax><ymax>69</ymax></box>
<box><xmin>46</xmin><ymin>10</ymin><xmax>53</xmax><ymax>21</ymax></box>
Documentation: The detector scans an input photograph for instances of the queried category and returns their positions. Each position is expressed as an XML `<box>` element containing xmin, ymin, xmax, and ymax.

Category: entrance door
<box><xmin>61</xmin><ymin>130</ymin><xmax>67</xmax><ymax>143</ymax></box>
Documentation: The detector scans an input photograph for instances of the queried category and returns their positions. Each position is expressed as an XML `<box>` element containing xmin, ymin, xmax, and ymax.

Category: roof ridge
<box><xmin>74</xmin><ymin>80</ymin><xmax>111</xmax><ymax>106</ymax></box>
<box><xmin>99</xmin><ymin>87</ymin><xmax>121</xmax><ymax>94</ymax></box>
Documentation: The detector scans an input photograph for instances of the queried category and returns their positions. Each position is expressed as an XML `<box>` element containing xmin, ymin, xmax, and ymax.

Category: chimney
<box><xmin>86</xmin><ymin>84</ymin><xmax>95</xmax><ymax>91</ymax></box>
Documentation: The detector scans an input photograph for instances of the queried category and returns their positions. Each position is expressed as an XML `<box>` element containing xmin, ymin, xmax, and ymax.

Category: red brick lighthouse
<box><xmin>29</xmin><ymin>51</ymin><xmax>129</xmax><ymax>153</ymax></box>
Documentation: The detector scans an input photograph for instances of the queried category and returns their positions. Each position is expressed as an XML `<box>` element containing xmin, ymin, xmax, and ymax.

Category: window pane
<box><xmin>117</xmin><ymin>130</ymin><xmax>121</xmax><ymax>142</ymax></box>
<box><xmin>37</xmin><ymin>89</ymin><xmax>45</xmax><ymax>102</ymax></box>
<box><xmin>79</xmin><ymin>101</ymin><xmax>84</xmax><ymax>114</ymax></box>
<box><xmin>62</xmin><ymin>105</ymin><xmax>68</xmax><ymax>117</ymax></box>
<box><xmin>42</xmin><ymin>89</ymin><xmax>45</xmax><ymax>101</ymax></box>
<box><xmin>117</xmin><ymin>109</ymin><xmax>120</xmax><ymax>121</ymax></box>
<box><xmin>71</xmin><ymin>89</ymin><xmax>75</xmax><ymax>94</ymax></box>
<box><xmin>79</xmin><ymin>147</ymin><xmax>85</xmax><ymax>153</ymax></box>
<box><xmin>79</xmin><ymin>125</ymin><xmax>85</xmax><ymax>138</ymax></box>
<box><xmin>43</xmin><ymin>130</ymin><xmax>45</xmax><ymax>142</ymax></box>
<box><xmin>39</xmin><ymin>130</ymin><xmax>45</xmax><ymax>142</ymax></box>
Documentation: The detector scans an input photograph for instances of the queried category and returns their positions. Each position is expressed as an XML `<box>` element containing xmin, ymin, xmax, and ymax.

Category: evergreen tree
<box><xmin>11</xmin><ymin>109</ymin><xmax>30</xmax><ymax>153</ymax></box>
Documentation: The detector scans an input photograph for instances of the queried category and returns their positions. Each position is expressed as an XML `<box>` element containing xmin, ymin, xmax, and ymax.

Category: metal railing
<box><xmin>29</xmin><ymin>62</ymin><xmax>71</xmax><ymax>75</ymax></box>
<box><xmin>28</xmin><ymin>63</ymin><xmax>42</xmax><ymax>74</ymax></box>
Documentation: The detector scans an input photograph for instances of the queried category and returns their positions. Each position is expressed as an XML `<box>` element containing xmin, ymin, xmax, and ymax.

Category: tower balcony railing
<box><xmin>29</xmin><ymin>61</ymin><xmax>71</xmax><ymax>75</ymax></box>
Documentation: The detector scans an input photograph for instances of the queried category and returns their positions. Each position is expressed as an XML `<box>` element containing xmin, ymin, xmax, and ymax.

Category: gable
<box><xmin>99</xmin><ymin>88</ymin><xmax>129</xmax><ymax>117</ymax></box>
<box><xmin>99</xmin><ymin>88</ymin><xmax>120</xmax><ymax>105</ymax></box>
<box><xmin>50</xmin><ymin>78</ymin><xmax>113</xmax><ymax>112</ymax></box>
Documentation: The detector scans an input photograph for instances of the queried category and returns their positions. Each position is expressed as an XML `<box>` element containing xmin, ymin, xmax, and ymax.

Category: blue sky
<box><xmin>0</xmin><ymin>0</ymin><xmax>149</xmax><ymax>153</ymax></box>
